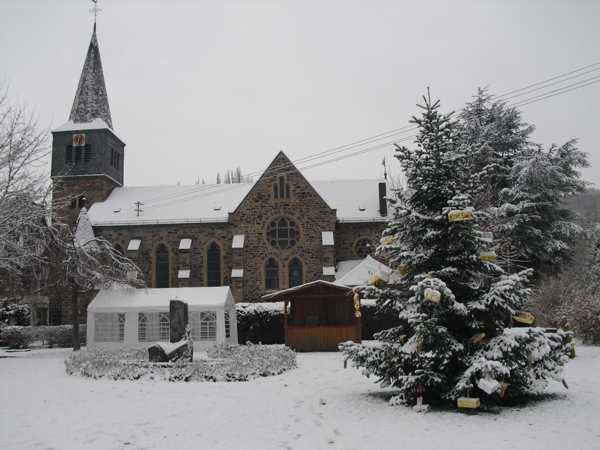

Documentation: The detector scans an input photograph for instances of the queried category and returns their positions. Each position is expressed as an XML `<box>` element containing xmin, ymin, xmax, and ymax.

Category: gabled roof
<box><xmin>261</xmin><ymin>280</ymin><xmax>352</xmax><ymax>301</ymax></box>
<box><xmin>89</xmin><ymin>286</ymin><xmax>234</xmax><ymax>311</ymax></box>
<box><xmin>232</xmin><ymin>151</ymin><xmax>332</xmax><ymax>216</ymax></box>
<box><xmin>69</xmin><ymin>27</ymin><xmax>113</xmax><ymax>129</ymax></box>
<box><xmin>335</xmin><ymin>255</ymin><xmax>394</xmax><ymax>287</ymax></box>
<box><xmin>87</xmin><ymin>178</ymin><xmax>387</xmax><ymax>226</ymax></box>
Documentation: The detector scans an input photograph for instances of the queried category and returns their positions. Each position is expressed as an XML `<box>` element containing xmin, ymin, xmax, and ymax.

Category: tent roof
<box><xmin>261</xmin><ymin>280</ymin><xmax>352</xmax><ymax>301</ymax></box>
<box><xmin>335</xmin><ymin>255</ymin><xmax>394</xmax><ymax>287</ymax></box>
<box><xmin>88</xmin><ymin>286</ymin><xmax>234</xmax><ymax>311</ymax></box>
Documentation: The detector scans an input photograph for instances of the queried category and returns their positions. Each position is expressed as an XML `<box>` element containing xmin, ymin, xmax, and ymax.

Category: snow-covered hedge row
<box><xmin>236</xmin><ymin>302</ymin><xmax>285</xmax><ymax>344</ymax></box>
<box><xmin>0</xmin><ymin>301</ymin><xmax>31</xmax><ymax>326</ymax></box>
<box><xmin>0</xmin><ymin>325</ymin><xmax>86</xmax><ymax>349</ymax></box>
<box><xmin>65</xmin><ymin>343</ymin><xmax>296</xmax><ymax>382</ymax></box>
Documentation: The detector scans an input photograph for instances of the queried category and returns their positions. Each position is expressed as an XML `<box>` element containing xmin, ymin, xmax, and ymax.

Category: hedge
<box><xmin>0</xmin><ymin>325</ymin><xmax>86</xmax><ymax>349</ymax></box>
<box><xmin>65</xmin><ymin>344</ymin><xmax>296</xmax><ymax>382</ymax></box>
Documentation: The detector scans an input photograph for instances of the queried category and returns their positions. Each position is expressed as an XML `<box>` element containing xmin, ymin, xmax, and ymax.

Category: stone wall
<box><xmin>89</xmin><ymin>154</ymin><xmax>386</xmax><ymax>304</ymax></box>
<box><xmin>52</xmin><ymin>176</ymin><xmax>118</xmax><ymax>226</ymax></box>
<box><xmin>85</xmin><ymin>154</ymin><xmax>386</xmax><ymax>305</ymax></box>
<box><xmin>95</xmin><ymin>222</ymin><xmax>235</xmax><ymax>291</ymax></box>
<box><xmin>228</xmin><ymin>152</ymin><xmax>338</xmax><ymax>302</ymax></box>
<box><xmin>335</xmin><ymin>221</ymin><xmax>386</xmax><ymax>261</ymax></box>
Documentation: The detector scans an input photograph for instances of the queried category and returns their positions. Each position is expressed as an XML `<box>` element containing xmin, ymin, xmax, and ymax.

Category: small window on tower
<box><xmin>65</xmin><ymin>145</ymin><xmax>73</xmax><ymax>164</ymax></box>
<box><xmin>83</xmin><ymin>145</ymin><xmax>92</xmax><ymax>163</ymax></box>
<box><xmin>75</xmin><ymin>146</ymin><xmax>82</xmax><ymax>164</ymax></box>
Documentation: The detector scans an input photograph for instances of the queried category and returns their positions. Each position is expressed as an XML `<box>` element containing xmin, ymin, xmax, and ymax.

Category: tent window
<box><xmin>159</xmin><ymin>313</ymin><xmax>170</xmax><ymax>341</ymax></box>
<box><xmin>265</xmin><ymin>258</ymin><xmax>279</xmax><ymax>290</ymax></box>
<box><xmin>206</xmin><ymin>242</ymin><xmax>221</xmax><ymax>286</ymax></box>
<box><xmin>190</xmin><ymin>311</ymin><xmax>217</xmax><ymax>341</ymax></box>
<box><xmin>95</xmin><ymin>313</ymin><xmax>125</xmax><ymax>342</ymax></box>
<box><xmin>155</xmin><ymin>244</ymin><xmax>170</xmax><ymax>288</ymax></box>
<box><xmin>138</xmin><ymin>312</ymin><xmax>170</xmax><ymax>342</ymax></box>
<box><xmin>225</xmin><ymin>311</ymin><xmax>231</xmax><ymax>338</ymax></box>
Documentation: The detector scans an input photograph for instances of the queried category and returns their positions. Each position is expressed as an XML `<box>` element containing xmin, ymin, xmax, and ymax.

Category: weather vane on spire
<box><xmin>90</xmin><ymin>0</ymin><xmax>102</xmax><ymax>30</ymax></box>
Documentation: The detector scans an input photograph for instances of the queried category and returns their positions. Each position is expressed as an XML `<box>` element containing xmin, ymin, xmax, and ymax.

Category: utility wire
<box><xmin>140</xmin><ymin>61</ymin><xmax>600</xmax><ymax>207</ymax></box>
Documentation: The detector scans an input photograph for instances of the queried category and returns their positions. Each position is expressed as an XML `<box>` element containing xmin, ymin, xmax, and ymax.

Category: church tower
<box><xmin>51</xmin><ymin>24</ymin><xmax>124</xmax><ymax>225</ymax></box>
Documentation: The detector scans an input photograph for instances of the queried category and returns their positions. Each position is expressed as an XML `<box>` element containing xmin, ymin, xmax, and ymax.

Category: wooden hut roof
<box><xmin>261</xmin><ymin>280</ymin><xmax>352</xmax><ymax>301</ymax></box>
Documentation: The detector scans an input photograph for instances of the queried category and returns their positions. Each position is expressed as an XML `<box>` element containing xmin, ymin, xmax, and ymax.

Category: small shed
<box><xmin>87</xmin><ymin>286</ymin><xmax>238</xmax><ymax>349</ymax></box>
<box><xmin>262</xmin><ymin>280</ymin><xmax>361</xmax><ymax>352</ymax></box>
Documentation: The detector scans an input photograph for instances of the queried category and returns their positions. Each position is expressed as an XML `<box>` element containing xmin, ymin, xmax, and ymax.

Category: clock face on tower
<box><xmin>72</xmin><ymin>133</ymin><xmax>86</xmax><ymax>146</ymax></box>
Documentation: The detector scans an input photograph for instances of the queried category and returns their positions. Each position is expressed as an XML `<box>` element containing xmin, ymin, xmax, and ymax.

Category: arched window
<box><xmin>206</xmin><ymin>242</ymin><xmax>221</xmax><ymax>286</ymax></box>
<box><xmin>155</xmin><ymin>244</ymin><xmax>170</xmax><ymax>288</ymax></box>
<box><xmin>265</xmin><ymin>258</ymin><xmax>279</xmax><ymax>290</ymax></box>
<box><xmin>288</xmin><ymin>257</ymin><xmax>303</xmax><ymax>288</ymax></box>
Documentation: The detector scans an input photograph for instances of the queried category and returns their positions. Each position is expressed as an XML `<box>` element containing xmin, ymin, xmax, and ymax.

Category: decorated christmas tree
<box><xmin>341</xmin><ymin>91</ymin><xmax>573</xmax><ymax>408</ymax></box>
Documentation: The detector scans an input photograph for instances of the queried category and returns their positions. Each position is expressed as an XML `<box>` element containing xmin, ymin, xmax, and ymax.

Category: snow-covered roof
<box><xmin>88</xmin><ymin>179</ymin><xmax>387</xmax><ymax>226</ymax></box>
<box><xmin>69</xmin><ymin>29</ymin><xmax>113</xmax><ymax>129</ymax></box>
<box><xmin>74</xmin><ymin>207</ymin><xmax>95</xmax><ymax>247</ymax></box>
<box><xmin>53</xmin><ymin>118</ymin><xmax>110</xmax><ymax>132</ymax></box>
<box><xmin>262</xmin><ymin>280</ymin><xmax>352</xmax><ymax>300</ymax></box>
<box><xmin>88</xmin><ymin>286</ymin><xmax>234</xmax><ymax>312</ymax></box>
<box><xmin>52</xmin><ymin>118</ymin><xmax>125</xmax><ymax>144</ymax></box>
<box><xmin>311</xmin><ymin>179</ymin><xmax>387</xmax><ymax>223</ymax></box>
<box><xmin>335</xmin><ymin>259</ymin><xmax>362</xmax><ymax>280</ymax></box>
<box><xmin>335</xmin><ymin>255</ymin><xmax>394</xmax><ymax>287</ymax></box>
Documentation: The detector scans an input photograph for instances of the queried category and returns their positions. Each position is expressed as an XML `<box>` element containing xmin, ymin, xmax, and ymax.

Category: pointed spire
<box><xmin>69</xmin><ymin>26</ymin><xmax>113</xmax><ymax>129</ymax></box>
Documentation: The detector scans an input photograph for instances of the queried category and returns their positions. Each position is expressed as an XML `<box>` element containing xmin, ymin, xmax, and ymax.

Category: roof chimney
<box><xmin>378</xmin><ymin>182</ymin><xmax>387</xmax><ymax>217</ymax></box>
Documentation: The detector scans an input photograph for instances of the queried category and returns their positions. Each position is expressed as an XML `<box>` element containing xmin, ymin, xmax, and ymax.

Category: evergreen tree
<box><xmin>459</xmin><ymin>88</ymin><xmax>534</xmax><ymax>210</ymax></box>
<box><xmin>497</xmin><ymin>140</ymin><xmax>588</xmax><ymax>274</ymax></box>
<box><xmin>342</xmin><ymin>93</ymin><xmax>572</xmax><ymax>407</ymax></box>
<box><xmin>459</xmin><ymin>89</ymin><xmax>587</xmax><ymax>276</ymax></box>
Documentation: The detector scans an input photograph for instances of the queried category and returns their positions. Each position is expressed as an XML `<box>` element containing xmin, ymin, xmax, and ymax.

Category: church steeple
<box><xmin>69</xmin><ymin>26</ymin><xmax>113</xmax><ymax>129</ymax></box>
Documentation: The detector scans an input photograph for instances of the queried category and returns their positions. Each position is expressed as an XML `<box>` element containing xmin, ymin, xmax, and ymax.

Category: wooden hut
<box><xmin>262</xmin><ymin>280</ymin><xmax>361</xmax><ymax>351</ymax></box>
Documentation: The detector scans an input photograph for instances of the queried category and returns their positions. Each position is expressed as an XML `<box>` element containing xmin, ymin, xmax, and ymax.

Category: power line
<box><xmin>496</xmin><ymin>61</ymin><xmax>600</xmax><ymax>98</ymax></box>
<box><xmin>140</xmin><ymin>61</ymin><xmax>600</xmax><ymax>207</ymax></box>
<box><xmin>500</xmin><ymin>67</ymin><xmax>600</xmax><ymax>102</ymax></box>
<box><xmin>510</xmin><ymin>76</ymin><xmax>600</xmax><ymax>108</ymax></box>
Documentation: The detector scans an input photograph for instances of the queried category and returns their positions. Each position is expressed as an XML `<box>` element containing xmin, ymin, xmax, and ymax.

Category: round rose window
<box><xmin>354</xmin><ymin>238</ymin><xmax>373</xmax><ymax>258</ymax></box>
<box><xmin>267</xmin><ymin>217</ymin><xmax>300</xmax><ymax>249</ymax></box>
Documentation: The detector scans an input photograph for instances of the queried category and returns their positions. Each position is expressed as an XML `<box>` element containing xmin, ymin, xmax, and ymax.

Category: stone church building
<box><xmin>51</xmin><ymin>27</ymin><xmax>388</xmax><ymax>310</ymax></box>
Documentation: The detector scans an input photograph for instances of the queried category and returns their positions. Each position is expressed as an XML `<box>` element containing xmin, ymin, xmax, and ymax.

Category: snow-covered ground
<box><xmin>1</xmin><ymin>346</ymin><xmax>599</xmax><ymax>450</ymax></box>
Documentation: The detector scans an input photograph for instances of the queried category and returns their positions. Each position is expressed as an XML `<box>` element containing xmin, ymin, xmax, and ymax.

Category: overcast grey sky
<box><xmin>1</xmin><ymin>0</ymin><xmax>599</xmax><ymax>187</ymax></box>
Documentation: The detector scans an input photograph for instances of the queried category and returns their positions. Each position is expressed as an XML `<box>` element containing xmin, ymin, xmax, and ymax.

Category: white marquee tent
<box><xmin>87</xmin><ymin>286</ymin><xmax>238</xmax><ymax>349</ymax></box>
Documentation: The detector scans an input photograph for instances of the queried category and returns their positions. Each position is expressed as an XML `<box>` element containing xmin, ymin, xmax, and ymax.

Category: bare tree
<box><xmin>47</xmin><ymin>208</ymin><xmax>145</xmax><ymax>350</ymax></box>
<box><xmin>0</xmin><ymin>88</ymin><xmax>145</xmax><ymax>347</ymax></box>
<box><xmin>0</xmin><ymin>87</ymin><xmax>51</xmax><ymax>293</ymax></box>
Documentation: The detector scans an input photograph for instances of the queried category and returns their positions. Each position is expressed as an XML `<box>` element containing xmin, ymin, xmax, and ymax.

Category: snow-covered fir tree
<box><xmin>496</xmin><ymin>140</ymin><xmax>588</xmax><ymax>274</ymax></box>
<box><xmin>458</xmin><ymin>89</ymin><xmax>588</xmax><ymax>275</ymax></box>
<box><xmin>459</xmin><ymin>87</ymin><xmax>534</xmax><ymax>211</ymax></box>
<box><xmin>341</xmin><ymin>92</ymin><xmax>573</xmax><ymax>407</ymax></box>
